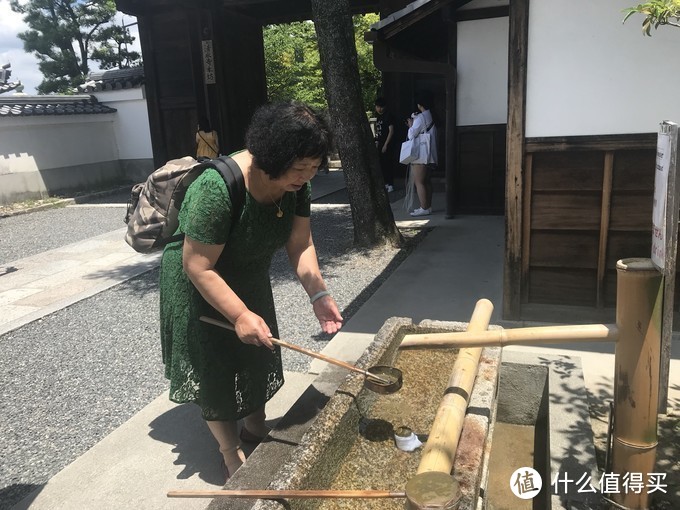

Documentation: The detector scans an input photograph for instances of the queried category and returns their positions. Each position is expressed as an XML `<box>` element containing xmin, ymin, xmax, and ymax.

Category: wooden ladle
<box><xmin>199</xmin><ymin>316</ymin><xmax>394</xmax><ymax>386</ymax></box>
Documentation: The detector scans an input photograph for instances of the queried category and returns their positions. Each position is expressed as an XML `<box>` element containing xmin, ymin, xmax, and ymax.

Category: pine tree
<box><xmin>10</xmin><ymin>0</ymin><xmax>141</xmax><ymax>93</ymax></box>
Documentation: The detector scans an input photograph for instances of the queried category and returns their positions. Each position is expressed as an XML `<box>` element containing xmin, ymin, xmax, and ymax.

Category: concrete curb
<box><xmin>0</xmin><ymin>185</ymin><xmax>133</xmax><ymax>218</ymax></box>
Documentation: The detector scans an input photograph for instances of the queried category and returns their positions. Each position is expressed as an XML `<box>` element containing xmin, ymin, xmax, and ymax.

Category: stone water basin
<box><xmin>248</xmin><ymin>317</ymin><xmax>501</xmax><ymax>510</ymax></box>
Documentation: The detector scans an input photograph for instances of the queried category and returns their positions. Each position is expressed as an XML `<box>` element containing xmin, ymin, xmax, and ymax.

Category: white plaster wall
<box><xmin>457</xmin><ymin>17</ymin><xmax>509</xmax><ymax>126</ymax></box>
<box><xmin>93</xmin><ymin>87</ymin><xmax>153</xmax><ymax>160</ymax></box>
<box><xmin>0</xmin><ymin>115</ymin><xmax>118</xmax><ymax>174</ymax></box>
<box><xmin>527</xmin><ymin>0</ymin><xmax>680</xmax><ymax>137</ymax></box>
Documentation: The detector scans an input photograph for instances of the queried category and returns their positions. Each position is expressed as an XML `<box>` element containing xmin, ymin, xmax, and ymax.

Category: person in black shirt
<box><xmin>374</xmin><ymin>97</ymin><xmax>396</xmax><ymax>192</ymax></box>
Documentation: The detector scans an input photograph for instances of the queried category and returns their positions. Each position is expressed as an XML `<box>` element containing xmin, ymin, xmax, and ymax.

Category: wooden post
<box><xmin>503</xmin><ymin>0</ymin><xmax>530</xmax><ymax>320</ymax></box>
<box><xmin>416</xmin><ymin>299</ymin><xmax>494</xmax><ymax>474</ymax></box>
<box><xmin>658</xmin><ymin>121</ymin><xmax>679</xmax><ymax>413</ymax></box>
<box><xmin>597</xmin><ymin>151</ymin><xmax>614</xmax><ymax>308</ymax></box>
<box><xmin>610</xmin><ymin>258</ymin><xmax>661</xmax><ymax>510</ymax></box>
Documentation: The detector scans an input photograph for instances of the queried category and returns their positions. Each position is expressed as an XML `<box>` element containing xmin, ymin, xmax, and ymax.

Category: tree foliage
<box><xmin>263</xmin><ymin>13</ymin><xmax>381</xmax><ymax>113</ymax></box>
<box><xmin>10</xmin><ymin>0</ymin><xmax>141</xmax><ymax>94</ymax></box>
<box><xmin>623</xmin><ymin>0</ymin><xmax>680</xmax><ymax>35</ymax></box>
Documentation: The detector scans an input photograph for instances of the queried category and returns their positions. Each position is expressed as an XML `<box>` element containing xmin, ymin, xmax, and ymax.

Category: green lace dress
<box><xmin>159</xmin><ymin>168</ymin><xmax>311</xmax><ymax>421</ymax></box>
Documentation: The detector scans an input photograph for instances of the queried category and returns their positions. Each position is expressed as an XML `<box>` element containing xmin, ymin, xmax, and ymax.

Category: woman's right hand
<box><xmin>233</xmin><ymin>311</ymin><xmax>275</xmax><ymax>350</ymax></box>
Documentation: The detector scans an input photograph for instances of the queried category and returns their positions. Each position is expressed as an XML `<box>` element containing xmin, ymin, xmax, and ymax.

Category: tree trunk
<box><xmin>311</xmin><ymin>0</ymin><xmax>402</xmax><ymax>248</ymax></box>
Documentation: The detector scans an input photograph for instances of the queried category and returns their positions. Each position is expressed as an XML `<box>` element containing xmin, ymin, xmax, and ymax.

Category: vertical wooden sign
<box><xmin>652</xmin><ymin>121</ymin><xmax>679</xmax><ymax>412</ymax></box>
<box><xmin>202</xmin><ymin>40</ymin><xmax>216</xmax><ymax>85</ymax></box>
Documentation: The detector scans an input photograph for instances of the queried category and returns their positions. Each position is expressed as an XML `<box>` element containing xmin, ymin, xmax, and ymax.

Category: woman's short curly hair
<box><xmin>245</xmin><ymin>101</ymin><xmax>332</xmax><ymax>179</ymax></box>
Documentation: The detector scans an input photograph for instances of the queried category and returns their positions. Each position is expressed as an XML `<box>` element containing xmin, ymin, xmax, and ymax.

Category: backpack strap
<box><xmin>161</xmin><ymin>156</ymin><xmax>245</xmax><ymax>247</ymax></box>
<box><xmin>210</xmin><ymin>156</ymin><xmax>246</xmax><ymax>223</ymax></box>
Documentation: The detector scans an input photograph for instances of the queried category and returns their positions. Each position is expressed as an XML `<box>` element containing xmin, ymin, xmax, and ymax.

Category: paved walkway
<box><xmin>5</xmin><ymin>174</ymin><xmax>679</xmax><ymax>509</ymax></box>
<box><xmin>0</xmin><ymin>170</ymin><xmax>347</xmax><ymax>338</ymax></box>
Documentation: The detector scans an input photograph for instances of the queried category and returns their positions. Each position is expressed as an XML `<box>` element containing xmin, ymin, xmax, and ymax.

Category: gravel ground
<box><xmin>0</xmin><ymin>190</ymin><xmax>131</xmax><ymax>265</ymax></box>
<box><xmin>0</xmin><ymin>185</ymin><xmax>422</xmax><ymax>509</ymax></box>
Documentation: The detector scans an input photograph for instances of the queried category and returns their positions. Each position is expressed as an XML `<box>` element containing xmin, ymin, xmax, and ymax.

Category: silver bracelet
<box><xmin>309</xmin><ymin>290</ymin><xmax>330</xmax><ymax>304</ymax></box>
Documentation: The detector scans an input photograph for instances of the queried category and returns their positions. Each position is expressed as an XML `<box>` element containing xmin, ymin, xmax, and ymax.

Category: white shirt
<box><xmin>407</xmin><ymin>109</ymin><xmax>438</xmax><ymax>165</ymax></box>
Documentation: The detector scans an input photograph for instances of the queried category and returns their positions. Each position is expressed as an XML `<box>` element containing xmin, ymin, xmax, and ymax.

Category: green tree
<box><xmin>623</xmin><ymin>0</ymin><xmax>680</xmax><ymax>35</ymax></box>
<box><xmin>354</xmin><ymin>13</ymin><xmax>381</xmax><ymax>113</ymax></box>
<box><xmin>263</xmin><ymin>21</ymin><xmax>326</xmax><ymax>110</ymax></box>
<box><xmin>10</xmin><ymin>0</ymin><xmax>141</xmax><ymax>94</ymax></box>
<box><xmin>263</xmin><ymin>14</ymin><xmax>381</xmax><ymax>113</ymax></box>
<box><xmin>91</xmin><ymin>23</ymin><xmax>141</xmax><ymax>70</ymax></box>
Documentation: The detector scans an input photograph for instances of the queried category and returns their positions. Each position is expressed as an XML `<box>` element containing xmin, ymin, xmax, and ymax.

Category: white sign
<box><xmin>652</xmin><ymin>132</ymin><xmax>672</xmax><ymax>269</ymax></box>
<box><xmin>202</xmin><ymin>40</ymin><xmax>216</xmax><ymax>85</ymax></box>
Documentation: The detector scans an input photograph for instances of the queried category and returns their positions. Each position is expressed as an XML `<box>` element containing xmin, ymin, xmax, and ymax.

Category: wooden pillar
<box><xmin>445</xmin><ymin>17</ymin><xmax>457</xmax><ymax>218</ymax></box>
<box><xmin>503</xmin><ymin>0</ymin><xmax>530</xmax><ymax>320</ymax></box>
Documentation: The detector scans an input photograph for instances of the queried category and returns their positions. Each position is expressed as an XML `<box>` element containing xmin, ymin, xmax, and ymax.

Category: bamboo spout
<box><xmin>400</xmin><ymin>323</ymin><xmax>619</xmax><ymax>348</ymax></box>
<box><xmin>416</xmin><ymin>298</ymin><xmax>494</xmax><ymax>475</ymax></box>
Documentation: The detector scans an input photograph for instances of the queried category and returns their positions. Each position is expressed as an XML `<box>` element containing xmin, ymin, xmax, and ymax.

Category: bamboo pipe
<box><xmin>167</xmin><ymin>489</ymin><xmax>406</xmax><ymax>499</ymax></box>
<box><xmin>416</xmin><ymin>298</ymin><xmax>494</xmax><ymax>475</ymax></box>
<box><xmin>400</xmin><ymin>323</ymin><xmax>619</xmax><ymax>348</ymax></box>
<box><xmin>609</xmin><ymin>258</ymin><xmax>661</xmax><ymax>510</ymax></box>
<box><xmin>199</xmin><ymin>316</ymin><xmax>392</xmax><ymax>385</ymax></box>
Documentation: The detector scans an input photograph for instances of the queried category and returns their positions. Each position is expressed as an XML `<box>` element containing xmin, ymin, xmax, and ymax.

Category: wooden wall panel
<box><xmin>530</xmin><ymin>231</ymin><xmax>599</xmax><ymax>269</ymax></box>
<box><xmin>606</xmin><ymin>231</ymin><xmax>651</xmax><ymax>268</ymax></box>
<box><xmin>608</xmin><ymin>193</ymin><xmax>654</xmax><ymax>230</ymax></box>
<box><xmin>519</xmin><ymin>135</ymin><xmax>657</xmax><ymax>317</ymax></box>
<box><xmin>532</xmin><ymin>151</ymin><xmax>604</xmax><ymax>190</ymax></box>
<box><xmin>529</xmin><ymin>268</ymin><xmax>597</xmax><ymax>306</ymax></box>
<box><xmin>612</xmin><ymin>150</ymin><xmax>656</xmax><ymax>191</ymax></box>
<box><xmin>531</xmin><ymin>192</ymin><xmax>602</xmax><ymax>230</ymax></box>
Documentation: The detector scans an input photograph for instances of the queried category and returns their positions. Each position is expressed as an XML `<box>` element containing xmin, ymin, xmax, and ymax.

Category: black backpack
<box><xmin>124</xmin><ymin>156</ymin><xmax>245</xmax><ymax>253</ymax></box>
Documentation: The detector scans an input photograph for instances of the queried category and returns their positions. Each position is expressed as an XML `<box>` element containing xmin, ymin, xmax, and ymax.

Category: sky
<box><xmin>0</xmin><ymin>0</ymin><xmax>141</xmax><ymax>95</ymax></box>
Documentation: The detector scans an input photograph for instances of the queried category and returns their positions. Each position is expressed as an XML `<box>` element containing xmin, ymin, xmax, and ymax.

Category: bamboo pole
<box><xmin>416</xmin><ymin>298</ymin><xmax>494</xmax><ymax>474</ymax></box>
<box><xmin>167</xmin><ymin>489</ymin><xmax>406</xmax><ymax>499</ymax></box>
<box><xmin>609</xmin><ymin>258</ymin><xmax>661</xmax><ymax>510</ymax></box>
<box><xmin>400</xmin><ymin>323</ymin><xmax>618</xmax><ymax>348</ymax></box>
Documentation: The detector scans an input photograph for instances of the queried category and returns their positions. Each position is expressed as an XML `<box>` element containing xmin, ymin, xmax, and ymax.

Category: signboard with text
<box><xmin>652</xmin><ymin>121</ymin><xmax>678</xmax><ymax>413</ymax></box>
<box><xmin>652</xmin><ymin>130</ymin><xmax>672</xmax><ymax>269</ymax></box>
<box><xmin>202</xmin><ymin>40</ymin><xmax>216</xmax><ymax>85</ymax></box>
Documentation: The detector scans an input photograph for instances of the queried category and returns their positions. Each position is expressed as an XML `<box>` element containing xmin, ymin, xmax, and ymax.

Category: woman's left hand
<box><xmin>313</xmin><ymin>295</ymin><xmax>343</xmax><ymax>334</ymax></box>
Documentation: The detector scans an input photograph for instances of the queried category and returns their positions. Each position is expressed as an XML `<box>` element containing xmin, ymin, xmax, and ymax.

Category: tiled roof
<box><xmin>0</xmin><ymin>81</ymin><xmax>22</xmax><ymax>95</ymax></box>
<box><xmin>0</xmin><ymin>95</ymin><xmax>117</xmax><ymax>118</ymax></box>
<box><xmin>78</xmin><ymin>67</ymin><xmax>144</xmax><ymax>92</ymax></box>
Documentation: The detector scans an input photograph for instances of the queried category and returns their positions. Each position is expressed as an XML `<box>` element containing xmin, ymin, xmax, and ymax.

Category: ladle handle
<box><xmin>168</xmin><ymin>489</ymin><xmax>406</xmax><ymax>499</ymax></box>
<box><xmin>198</xmin><ymin>316</ymin><xmax>386</xmax><ymax>382</ymax></box>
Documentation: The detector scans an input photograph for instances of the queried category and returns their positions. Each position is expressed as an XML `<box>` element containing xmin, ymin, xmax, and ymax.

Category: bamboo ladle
<box><xmin>199</xmin><ymin>316</ymin><xmax>393</xmax><ymax>385</ymax></box>
<box><xmin>168</xmin><ymin>489</ymin><xmax>406</xmax><ymax>499</ymax></box>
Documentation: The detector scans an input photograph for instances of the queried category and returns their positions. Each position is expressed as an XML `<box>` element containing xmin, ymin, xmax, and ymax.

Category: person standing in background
<box><xmin>196</xmin><ymin>117</ymin><xmax>219</xmax><ymax>159</ymax></box>
<box><xmin>408</xmin><ymin>93</ymin><xmax>438</xmax><ymax>216</ymax></box>
<box><xmin>374</xmin><ymin>97</ymin><xmax>395</xmax><ymax>192</ymax></box>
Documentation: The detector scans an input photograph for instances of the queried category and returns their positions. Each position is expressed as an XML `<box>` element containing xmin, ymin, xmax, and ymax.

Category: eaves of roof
<box><xmin>0</xmin><ymin>94</ymin><xmax>117</xmax><ymax>118</ymax></box>
<box><xmin>78</xmin><ymin>66</ymin><xmax>145</xmax><ymax>93</ymax></box>
<box><xmin>369</xmin><ymin>0</ymin><xmax>462</xmax><ymax>39</ymax></box>
<box><xmin>0</xmin><ymin>81</ymin><xmax>22</xmax><ymax>95</ymax></box>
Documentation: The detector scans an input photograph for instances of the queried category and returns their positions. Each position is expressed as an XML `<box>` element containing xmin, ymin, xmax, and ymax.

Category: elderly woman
<box><xmin>160</xmin><ymin>101</ymin><xmax>343</xmax><ymax>479</ymax></box>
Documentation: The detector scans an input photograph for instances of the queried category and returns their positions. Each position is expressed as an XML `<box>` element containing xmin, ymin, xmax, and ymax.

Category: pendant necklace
<box><xmin>273</xmin><ymin>197</ymin><xmax>284</xmax><ymax>218</ymax></box>
<box><xmin>259</xmin><ymin>170</ymin><xmax>284</xmax><ymax>218</ymax></box>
